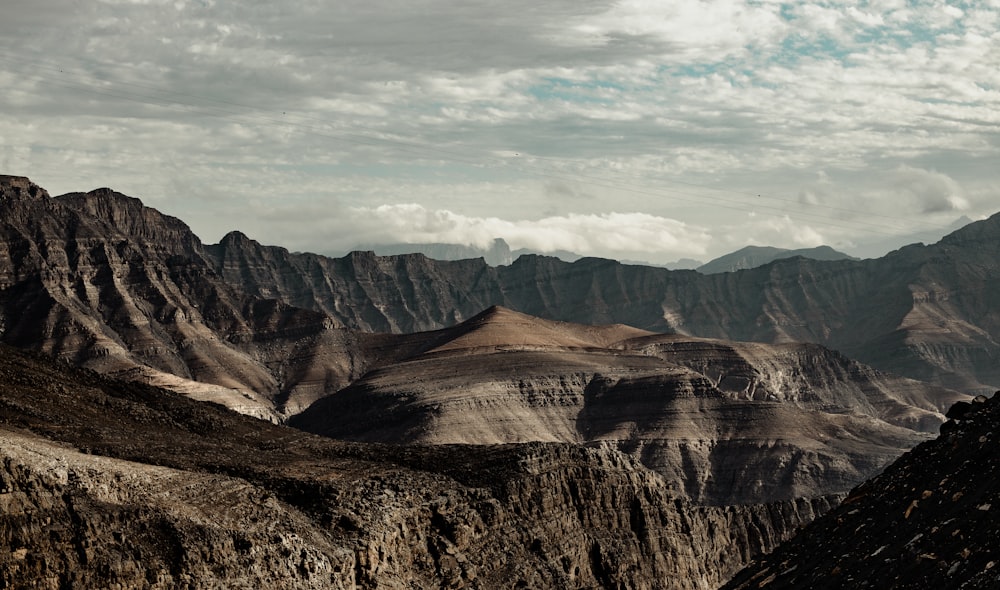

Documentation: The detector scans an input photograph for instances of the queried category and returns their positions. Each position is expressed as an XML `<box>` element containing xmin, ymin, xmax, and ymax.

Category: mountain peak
<box><xmin>429</xmin><ymin>306</ymin><xmax>653</xmax><ymax>354</ymax></box>
<box><xmin>697</xmin><ymin>244</ymin><xmax>856</xmax><ymax>274</ymax></box>
<box><xmin>0</xmin><ymin>175</ymin><xmax>49</xmax><ymax>201</ymax></box>
<box><xmin>220</xmin><ymin>230</ymin><xmax>253</xmax><ymax>245</ymax></box>
<box><xmin>938</xmin><ymin>210</ymin><xmax>1000</xmax><ymax>249</ymax></box>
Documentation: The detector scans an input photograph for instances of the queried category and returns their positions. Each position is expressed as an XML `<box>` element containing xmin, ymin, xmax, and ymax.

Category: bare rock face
<box><xmin>0</xmin><ymin>178</ymin><xmax>372</xmax><ymax>421</ymax></box>
<box><xmin>723</xmin><ymin>393</ymin><xmax>1000</xmax><ymax>590</ymax></box>
<box><xmin>0</xmin><ymin>343</ymin><xmax>831</xmax><ymax>589</ymax></box>
<box><xmin>291</xmin><ymin>307</ymin><xmax>966</xmax><ymax>506</ymax></box>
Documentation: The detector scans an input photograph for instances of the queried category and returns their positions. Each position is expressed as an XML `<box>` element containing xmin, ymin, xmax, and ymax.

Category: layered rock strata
<box><xmin>1</xmin><ymin>343</ymin><xmax>828</xmax><ymax>589</ymax></box>
<box><xmin>292</xmin><ymin>307</ymin><xmax>966</xmax><ymax>506</ymax></box>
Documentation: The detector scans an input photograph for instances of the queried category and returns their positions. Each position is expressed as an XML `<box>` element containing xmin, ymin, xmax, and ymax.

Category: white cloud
<box><xmin>346</xmin><ymin>204</ymin><xmax>712</xmax><ymax>259</ymax></box>
<box><xmin>887</xmin><ymin>165</ymin><xmax>969</xmax><ymax>214</ymax></box>
<box><xmin>0</xmin><ymin>0</ymin><xmax>998</xmax><ymax>262</ymax></box>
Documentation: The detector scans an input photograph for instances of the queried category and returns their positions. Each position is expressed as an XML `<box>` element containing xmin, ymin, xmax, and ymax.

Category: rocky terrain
<box><xmin>723</xmin><ymin>393</ymin><xmax>1000</xmax><ymax>589</ymax></box>
<box><xmin>291</xmin><ymin>306</ymin><xmax>964</xmax><ymax>506</ymax></box>
<box><xmin>0</xmin><ymin>174</ymin><xmax>994</xmax><ymax>587</ymax></box>
<box><xmin>4</xmin><ymin>175</ymin><xmax>1000</xmax><ymax>399</ymax></box>
<box><xmin>0</xmin><ymin>342</ymin><xmax>835</xmax><ymax>589</ymax></box>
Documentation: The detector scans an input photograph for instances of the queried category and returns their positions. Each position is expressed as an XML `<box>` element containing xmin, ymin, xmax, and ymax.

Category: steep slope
<box><xmin>723</xmin><ymin>393</ymin><xmax>1000</xmax><ymax>590</ymax></box>
<box><xmin>0</xmin><ymin>176</ymin><xmax>384</xmax><ymax>420</ymax></box>
<box><xmin>0</xmin><ymin>343</ymin><xmax>828</xmax><ymax>590</ymax></box>
<box><xmin>291</xmin><ymin>307</ymin><xmax>966</xmax><ymax>506</ymax></box>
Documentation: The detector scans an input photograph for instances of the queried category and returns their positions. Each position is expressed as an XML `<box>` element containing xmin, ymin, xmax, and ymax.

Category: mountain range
<box><xmin>31</xmin><ymin>180</ymin><xmax>1000</xmax><ymax>393</ymax></box>
<box><xmin>1</xmin><ymin>174</ymin><xmax>997</xmax><ymax>588</ymax></box>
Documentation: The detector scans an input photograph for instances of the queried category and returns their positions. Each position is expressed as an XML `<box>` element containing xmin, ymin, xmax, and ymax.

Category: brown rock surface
<box><xmin>291</xmin><ymin>307</ymin><xmax>965</xmax><ymax>505</ymax></box>
<box><xmin>0</xmin><ymin>343</ymin><xmax>830</xmax><ymax>589</ymax></box>
<box><xmin>722</xmin><ymin>393</ymin><xmax>1000</xmax><ymax>590</ymax></box>
<box><xmin>1</xmin><ymin>176</ymin><xmax>996</xmax><ymax>418</ymax></box>
<box><xmin>204</xmin><ymin>199</ymin><xmax>1000</xmax><ymax>395</ymax></box>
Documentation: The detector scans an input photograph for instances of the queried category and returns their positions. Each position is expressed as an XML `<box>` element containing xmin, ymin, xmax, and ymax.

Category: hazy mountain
<box><xmin>696</xmin><ymin>245</ymin><xmax>857</xmax><ymax>274</ymax></box>
<box><xmin>364</xmin><ymin>237</ymin><xmax>513</xmax><ymax>266</ymax></box>
<box><xmin>511</xmin><ymin>246</ymin><xmax>585</xmax><ymax>262</ymax></box>
<box><xmin>724</xmin><ymin>393</ymin><xmax>1000</xmax><ymax>589</ymax></box>
<box><xmin>845</xmin><ymin>215</ymin><xmax>975</xmax><ymax>260</ymax></box>
<box><xmin>622</xmin><ymin>257</ymin><xmax>704</xmax><ymax>269</ymax></box>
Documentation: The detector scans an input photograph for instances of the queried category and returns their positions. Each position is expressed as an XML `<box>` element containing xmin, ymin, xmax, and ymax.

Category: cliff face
<box><xmin>723</xmin><ymin>393</ymin><xmax>1000</xmax><ymax>590</ymax></box>
<box><xmin>0</xmin><ymin>177</ymin><xmax>374</xmax><ymax>421</ymax></box>
<box><xmin>0</xmin><ymin>343</ymin><xmax>830</xmax><ymax>589</ymax></box>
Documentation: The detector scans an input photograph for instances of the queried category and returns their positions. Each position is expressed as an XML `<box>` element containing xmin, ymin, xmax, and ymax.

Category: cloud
<box><xmin>717</xmin><ymin>214</ymin><xmax>827</xmax><ymax>252</ymax></box>
<box><xmin>345</xmin><ymin>204</ymin><xmax>712</xmax><ymax>260</ymax></box>
<box><xmin>888</xmin><ymin>165</ymin><xmax>969</xmax><ymax>214</ymax></box>
<box><xmin>0</xmin><ymin>0</ymin><xmax>998</xmax><ymax>262</ymax></box>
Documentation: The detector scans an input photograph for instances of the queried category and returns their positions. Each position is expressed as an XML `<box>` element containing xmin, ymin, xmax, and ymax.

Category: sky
<box><xmin>1</xmin><ymin>0</ymin><xmax>998</xmax><ymax>264</ymax></box>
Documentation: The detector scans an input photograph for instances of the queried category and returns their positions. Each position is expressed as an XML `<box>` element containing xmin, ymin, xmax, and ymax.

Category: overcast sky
<box><xmin>2</xmin><ymin>0</ymin><xmax>998</xmax><ymax>263</ymax></box>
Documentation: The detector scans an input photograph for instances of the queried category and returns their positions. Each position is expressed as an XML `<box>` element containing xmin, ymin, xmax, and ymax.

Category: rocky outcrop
<box><xmin>0</xmin><ymin>343</ymin><xmax>832</xmax><ymax>589</ymax></box>
<box><xmin>0</xmin><ymin>178</ymin><xmax>374</xmax><ymax>421</ymax></box>
<box><xmin>723</xmin><ymin>393</ymin><xmax>1000</xmax><ymax>590</ymax></box>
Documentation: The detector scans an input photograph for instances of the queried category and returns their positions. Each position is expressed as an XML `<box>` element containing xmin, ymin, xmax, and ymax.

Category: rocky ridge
<box><xmin>0</xmin><ymin>343</ymin><xmax>831</xmax><ymax>589</ymax></box>
<box><xmin>723</xmin><ymin>393</ymin><xmax>1000</xmax><ymax>590</ymax></box>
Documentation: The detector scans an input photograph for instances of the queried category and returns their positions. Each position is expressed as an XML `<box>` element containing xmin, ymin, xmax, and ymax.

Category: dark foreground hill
<box><xmin>0</xmin><ymin>343</ymin><xmax>831</xmax><ymax>589</ymax></box>
<box><xmin>723</xmin><ymin>392</ymin><xmax>1000</xmax><ymax>590</ymax></box>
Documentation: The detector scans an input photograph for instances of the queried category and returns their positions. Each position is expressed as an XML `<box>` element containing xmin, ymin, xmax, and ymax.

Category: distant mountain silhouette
<box><xmin>847</xmin><ymin>215</ymin><xmax>975</xmax><ymax>259</ymax></box>
<box><xmin>365</xmin><ymin>237</ymin><xmax>514</xmax><ymax>266</ymax></box>
<box><xmin>697</xmin><ymin>245</ymin><xmax>857</xmax><ymax>274</ymax></box>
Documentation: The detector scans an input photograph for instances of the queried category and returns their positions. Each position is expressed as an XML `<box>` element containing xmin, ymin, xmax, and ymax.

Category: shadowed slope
<box><xmin>723</xmin><ymin>393</ymin><xmax>1000</xmax><ymax>590</ymax></box>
